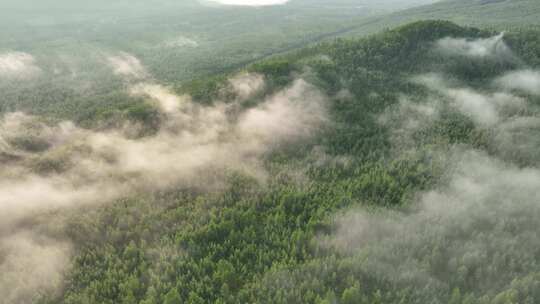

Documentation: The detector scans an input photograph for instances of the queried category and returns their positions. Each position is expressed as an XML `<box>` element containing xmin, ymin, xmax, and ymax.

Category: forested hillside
<box><xmin>2</xmin><ymin>19</ymin><xmax>540</xmax><ymax>304</ymax></box>
<box><xmin>341</xmin><ymin>0</ymin><xmax>540</xmax><ymax>37</ymax></box>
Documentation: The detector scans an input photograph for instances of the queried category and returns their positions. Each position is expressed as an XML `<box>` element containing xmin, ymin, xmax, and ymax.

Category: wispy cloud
<box><xmin>0</xmin><ymin>55</ymin><xmax>327</xmax><ymax>301</ymax></box>
<box><xmin>0</xmin><ymin>78</ymin><xmax>327</xmax><ymax>227</ymax></box>
<box><xmin>0</xmin><ymin>52</ymin><xmax>41</xmax><ymax>78</ymax></box>
<box><xmin>228</xmin><ymin>73</ymin><xmax>265</xmax><ymax>100</ymax></box>
<box><xmin>0</xmin><ymin>232</ymin><xmax>71</xmax><ymax>304</ymax></box>
<box><xmin>495</xmin><ymin>69</ymin><xmax>540</xmax><ymax>95</ymax></box>
<box><xmin>414</xmin><ymin>73</ymin><xmax>525</xmax><ymax>126</ymax></box>
<box><xmin>435</xmin><ymin>33</ymin><xmax>513</xmax><ymax>59</ymax></box>
<box><xmin>107</xmin><ymin>52</ymin><xmax>147</xmax><ymax>79</ymax></box>
<box><xmin>312</xmin><ymin>35</ymin><xmax>540</xmax><ymax>301</ymax></box>
<box><xmin>318</xmin><ymin>150</ymin><xmax>540</xmax><ymax>290</ymax></box>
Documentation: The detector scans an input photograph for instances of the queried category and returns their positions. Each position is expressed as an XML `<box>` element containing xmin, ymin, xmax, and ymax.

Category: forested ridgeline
<box><xmin>5</xmin><ymin>20</ymin><xmax>540</xmax><ymax>304</ymax></box>
<box><xmin>341</xmin><ymin>0</ymin><xmax>540</xmax><ymax>38</ymax></box>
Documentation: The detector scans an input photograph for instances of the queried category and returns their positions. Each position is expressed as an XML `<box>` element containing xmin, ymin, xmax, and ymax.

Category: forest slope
<box><xmin>342</xmin><ymin>0</ymin><xmax>540</xmax><ymax>38</ymax></box>
<box><xmin>2</xmin><ymin>20</ymin><xmax>539</xmax><ymax>304</ymax></box>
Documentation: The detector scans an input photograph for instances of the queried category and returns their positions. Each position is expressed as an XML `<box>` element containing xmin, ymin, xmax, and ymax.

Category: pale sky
<box><xmin>206</xmin><ymin>0</ymin><xmax>290</xmax><ymax>6</ymax></box>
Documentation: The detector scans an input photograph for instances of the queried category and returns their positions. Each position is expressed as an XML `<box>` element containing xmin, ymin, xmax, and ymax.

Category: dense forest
<box><xmin>2</xmin><ymin>18</ymin><xmax>540</xmax><ymax>303</ymax></box>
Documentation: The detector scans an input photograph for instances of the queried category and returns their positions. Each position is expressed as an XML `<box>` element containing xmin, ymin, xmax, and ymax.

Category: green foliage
<box><xmin>32</xmin><ymin>20</ymin><xmax>540</xmax><ymax>304</ymax></box>
<box><xmin>163</xmin><ymin>289</ymin><xmax>181</xmax><ymax>304</ymax></box>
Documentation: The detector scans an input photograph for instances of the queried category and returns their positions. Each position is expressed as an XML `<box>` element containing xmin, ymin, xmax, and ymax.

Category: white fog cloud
<box><xmin>0</xmin><ymin>52</ymin><xmax>41</xmax><ymax>78</ymax></box>
<box><xmin>0</xmin><ymin>232</ymin><xmax>71</xmax><ymax>304</ymax></box>
<box><xmin>229</xmin><ymin>73</ymin><xmax>265</xmax><ymax>100</ymax></box>
<box><xmin>496</xmin><ymin>69</ymin><xmax>540</xmax><ymax>95</ymax></box>
<box><xmin>107</xmin><ymin>52</ymin><xmax>147</xmax><ymax>78</ymax></box>
<box><xmin>415</xmin><ymin>74</ymin><xmax>525</xmax><ymax>126</ymax></box>
<box><xmin>378</xmin><ymin>97</ymin><xmax>440</xmax><ymax>150</ymax></box>
<box><xmin>319</xmin><ymin>151</ymin><xmax>540</xmax><ymax>289</ymax></box>
<box><xmin>256</xmin><ymin>33</ymin><xmax>540</xmax><ymax>302</ymax></box>
<box><xmin>131</xmin><ymin>83</ymin><xmax>187</xmax><ymax>114</ymax></box>
<box><xmin>319</xmin><ymin>66</ymin><xmax>540</xmax><ymax>298</ymax></box>
<box><xmin>336</xmin><ymin>42</ymin><xmax>540</xmax><ymax>278</ymax></box>
<box><xmin>0</xmin><ymin>77</ymin><xmax>327</xmax><ymax>228</ymax></box>
<box><xmin>435</xmin><ymin>33</ymin><xmax>513</xmax><ymax>59</ymax></box>
<box><xmin>0</xmin><ymin>71</ymin><xmax>327</xmax><ymax>302</ymax></box>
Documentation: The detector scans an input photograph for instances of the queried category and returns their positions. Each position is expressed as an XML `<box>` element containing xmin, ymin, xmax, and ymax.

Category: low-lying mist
<box><xmin>251</xmin><ymin>33</ymin><xmax>540</xmax><ymax>302</ymax></box>
<box><xmin>0</xmin><ymin>52</ymin><xmax>41</xmax><ymax>79</ymax></box>
<box><xmin>316</xmin><ymin>149</ymin><xmax>540</xmax><ymax>301</ymax></box>
<box><xmin>0</xmin><ymin>53</ymin><xmax>328</xmax><ymax>303</ymax></box>
<box><xmin>316</xmin><ymin>34</ymin><xmax>540</xmax><ymax>301</ymax></box>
